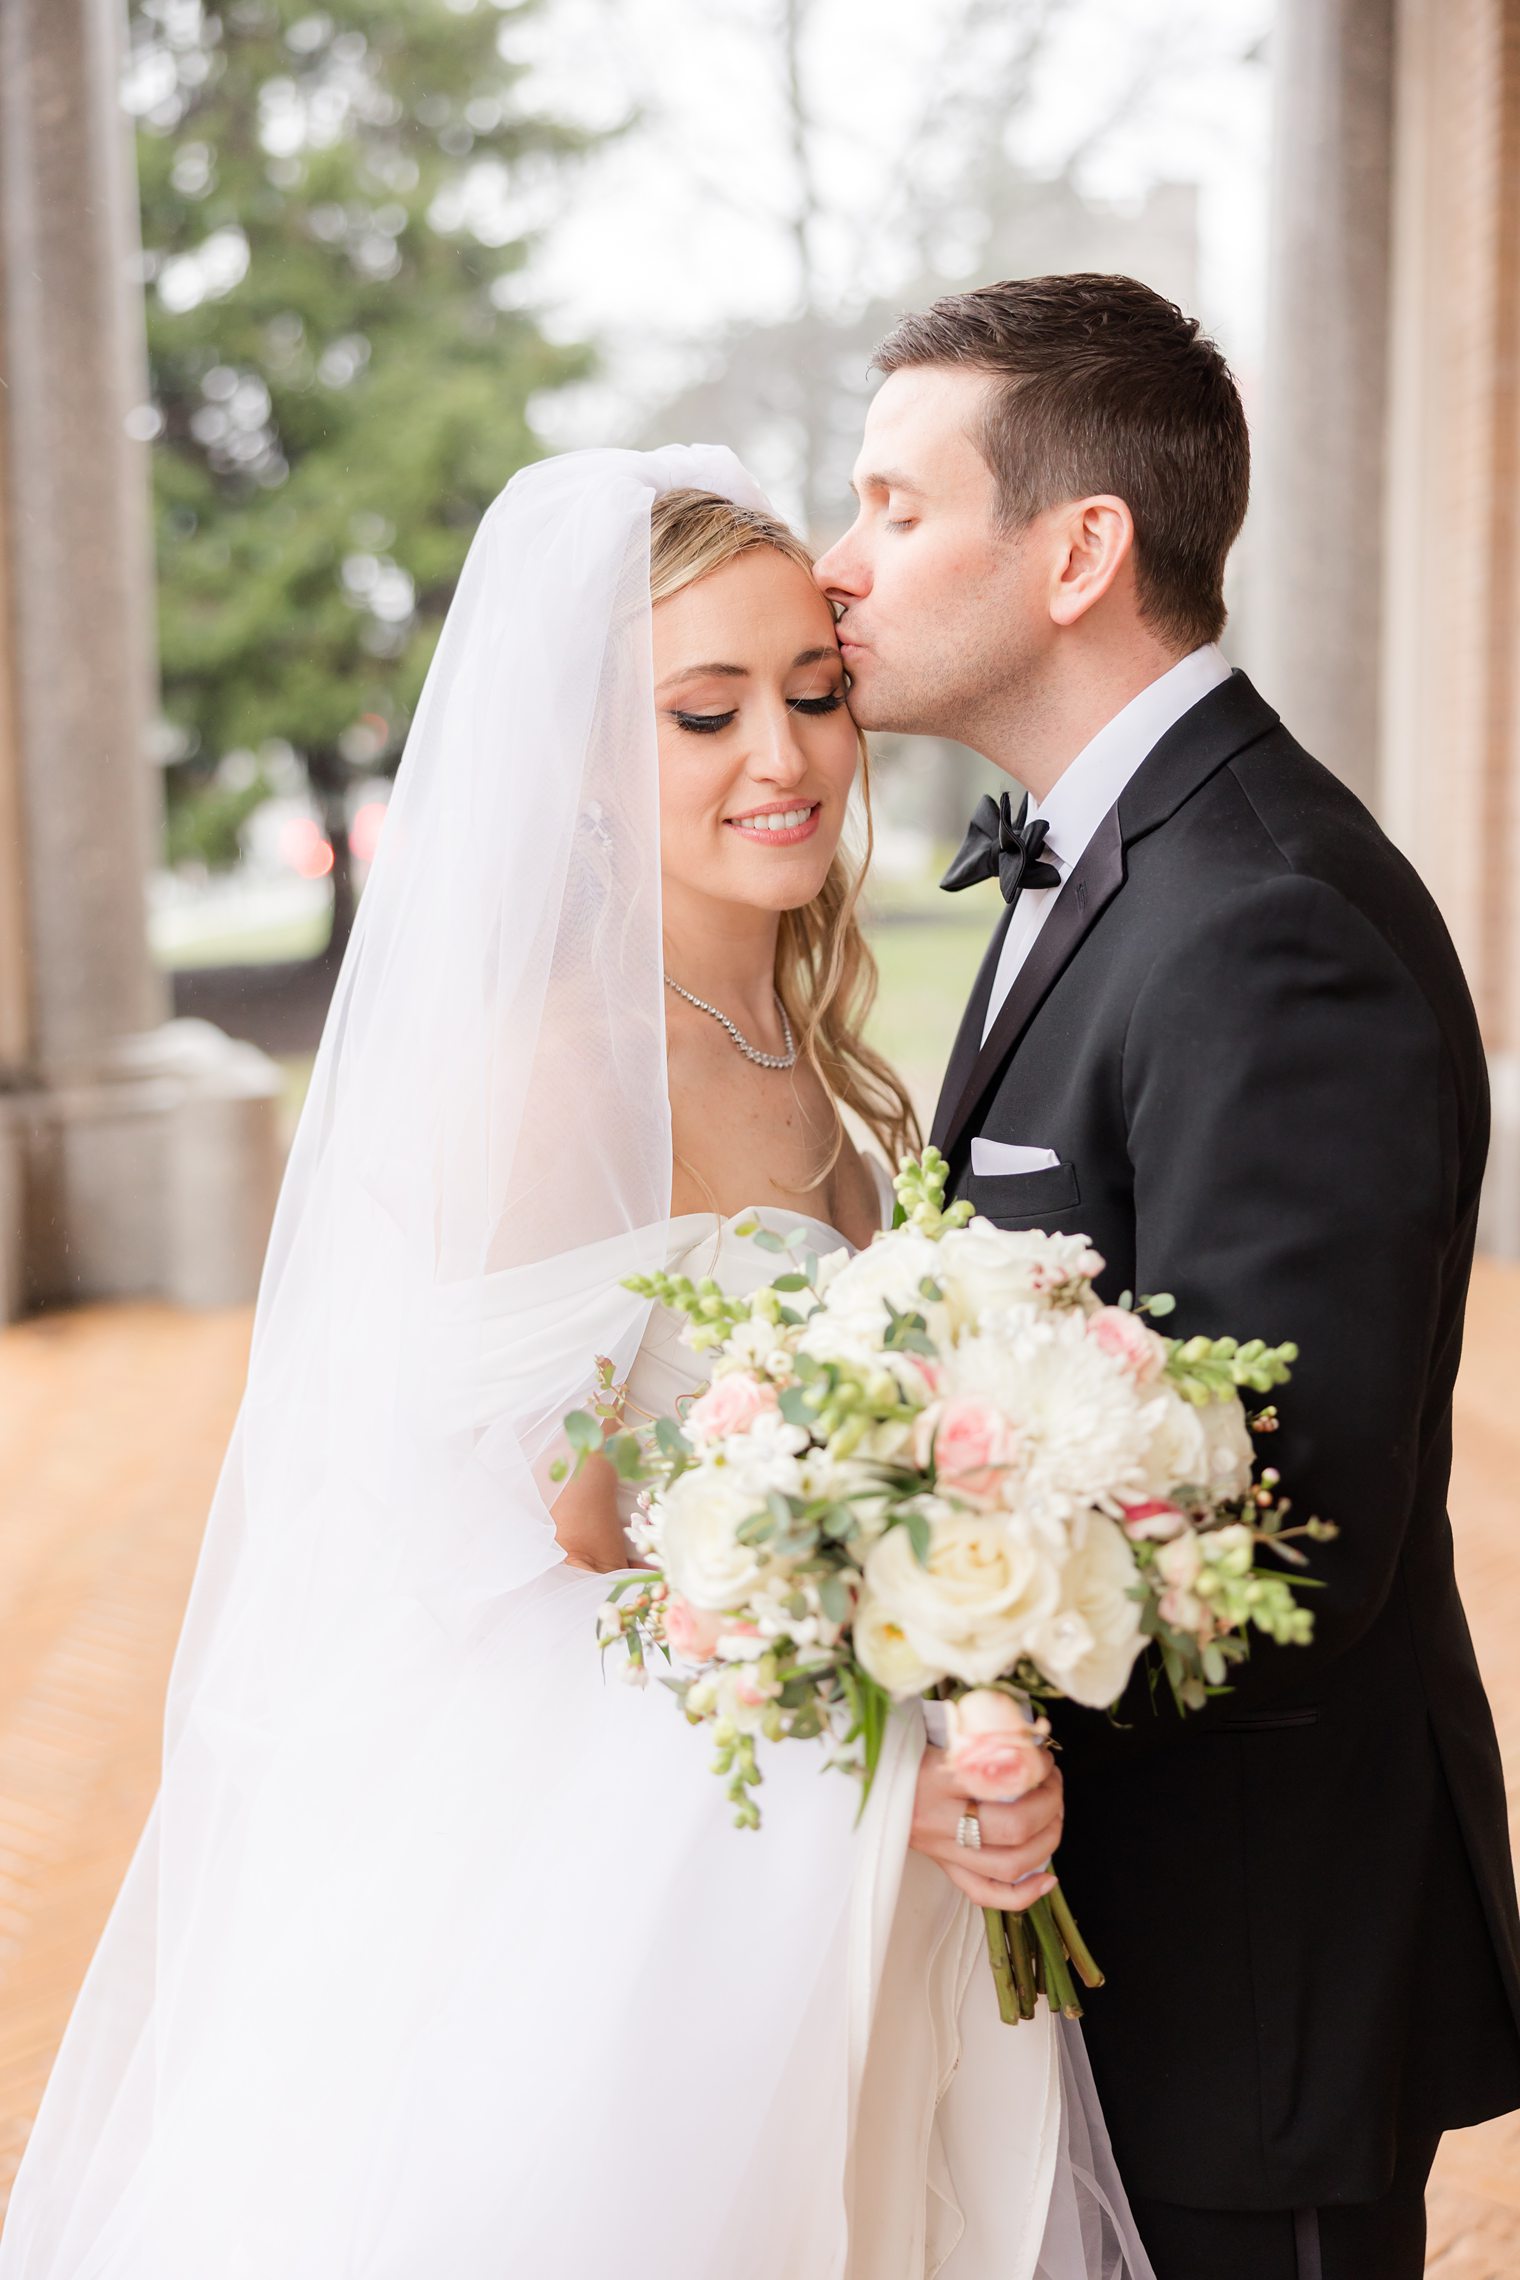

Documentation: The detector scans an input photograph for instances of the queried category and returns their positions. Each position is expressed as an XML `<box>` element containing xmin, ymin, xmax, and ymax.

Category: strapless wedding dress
<box><xmin>2</xmin><ymin>1190</ymin><xmax>1148</xmax><ymax>2280</ymax></box>
<box><xmin>603</xmin><ymin>1183</ymin><xmax>1150</xmax><ymax>2280</ymax></box>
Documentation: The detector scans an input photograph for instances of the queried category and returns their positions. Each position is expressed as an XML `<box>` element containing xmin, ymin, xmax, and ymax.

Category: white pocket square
<box><xmin>970</xmin><ymin>1139</ymin><xmax>1061</xmax><ymax>1176</ymax></box>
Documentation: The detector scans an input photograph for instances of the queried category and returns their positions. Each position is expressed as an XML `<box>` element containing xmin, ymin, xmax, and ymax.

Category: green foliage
<box><xmin>891</xmin><ymin>1145</ymin><xmax>974</xmax><ymax>1236</ymax></box>
<box><xmin>130</xmin><ymin>0</ymin><xmax>602</xmax><ymax>897</ymax></box>
<box><xmin>1165</xmin><ymin>1332</ymin><xmax>1300</xmax><ymax>1405</ymax></box>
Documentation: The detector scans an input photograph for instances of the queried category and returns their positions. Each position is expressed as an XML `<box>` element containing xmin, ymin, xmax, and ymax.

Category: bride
<box><xmin>0</xmin><ymin>447</ymin><xmax>1151</xmax><ymax>2278</ymax></box>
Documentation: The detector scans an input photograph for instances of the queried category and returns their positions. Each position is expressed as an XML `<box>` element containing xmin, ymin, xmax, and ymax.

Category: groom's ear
<box><xmin>1047</xmin><ymin>495</ymin><xmax>1136</xmax><ymax>629</ymax></box>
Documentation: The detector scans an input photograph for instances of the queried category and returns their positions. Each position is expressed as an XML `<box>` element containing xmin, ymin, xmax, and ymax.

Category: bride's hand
<box><xmin>908</xmin><ymin>1744</ymin><xmax>1062</xmax><ymax>1914</ymax></box>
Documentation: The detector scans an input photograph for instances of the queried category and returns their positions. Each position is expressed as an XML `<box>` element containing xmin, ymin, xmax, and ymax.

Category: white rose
<box><xmin>811</xmin><ymin>1244</ymin><xmax>854</xmax><ymax>1296</ymax></box>
<box><xmin>1141</xmin><ymin>1387</ymin><xmax>1212</xmax><ymax>1501</ymax></box>
<box><xmin>657</xmin><ymin>1470</ymin><xmax>775</xmax><ymax>1612</ymax></box>
<box><xmin>810</xmin><ymin>1226</ymin><xmax>948</xmax><ymax>1343</ymax></box>
<box><xmin>854</xmin><ymin>1590</ymin><xmax>947</xmax><ymax>1698</ymax></box>
<box><xmin>1143</xmin><ymin>1387</ymin><xmax>1254</xmax><ymax>1504</ymax></box>
<box><xmin>1199</xmin><ymin>1396</ymin><xmax>1255</xmax><ymax>1500</ymax></box>
<box><xmin>935</xmin><ymin>1221</ymin><xmax>1103</xmax><ymax>1327</ymax></box>
<box><xmin>1032</xmin><ymin>1512</ymin><xmax>1145</xmax><ymax>1708</ymax></box>
<box><xmin>864</xmin><ymin>1506</ymin><xmax>1062</xmax><ymax>1687</ymax></box>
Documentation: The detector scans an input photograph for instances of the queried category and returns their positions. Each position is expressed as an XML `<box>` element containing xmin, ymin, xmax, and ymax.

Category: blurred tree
<box><xmin>635</xmin><ymin>0</ymin><xmax>1203</xmax><ymax>840</ymax></box>
<box><xmin>129</xmin><ymin>0</ymin><xmax>601</xmax><ymax>952</ymax></box>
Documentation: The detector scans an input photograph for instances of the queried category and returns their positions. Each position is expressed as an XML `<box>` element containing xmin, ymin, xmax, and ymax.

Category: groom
<box><xmin>815</xmin><ymin>274</ymin><xmax>1520</xmax><ymax>2279</ymax></box>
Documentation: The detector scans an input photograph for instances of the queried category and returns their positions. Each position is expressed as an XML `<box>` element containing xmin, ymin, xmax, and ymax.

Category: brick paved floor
<box><xmin>0</xmin><ymin>1285</ymin><xmax>1518</xmax><ymax>2264</ymax></box>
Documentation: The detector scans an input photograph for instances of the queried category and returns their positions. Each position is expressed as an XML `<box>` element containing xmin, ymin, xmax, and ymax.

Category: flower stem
<box><xmin>1029</xmin><ymin>1895</ymin><xmax>1083</xmax><ymax>2019</ymax></box>
<box><xmin>1007</xmin><ymin>1909</ymin><xmax>1038</xmax><ymax>2019</ymax></box>
<box><xmin>1047</xmin><ymin>1881</ymin><xmax>1105</xmax><ymax>1990</ymax></box>
<box><xmin>982</xmin><ymin>1905</ymin><xmax>1019</xmax><ymax>2025</ymax></box>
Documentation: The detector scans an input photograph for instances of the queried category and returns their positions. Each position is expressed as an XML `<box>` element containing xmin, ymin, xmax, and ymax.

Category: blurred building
<box><xmin>0</xmin><ymin>0</ymin><xmax>280</xmax><ymax>1318</ymax></box>
<box><xmin>1252</xmin><ymin>0</ymin><xmax>1520</xmax><ymax>1248</ymax></box>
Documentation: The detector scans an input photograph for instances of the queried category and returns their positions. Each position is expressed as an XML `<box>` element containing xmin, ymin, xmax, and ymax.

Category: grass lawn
<box><xmin>863</xmin><ymin>912</ymin><xmax>989</xmax><ymax>1125</ymax></box>
<box><xmin>156</xmin><ymin>912</ymin><xmax>329</xmax><ymax>971</ymax></box>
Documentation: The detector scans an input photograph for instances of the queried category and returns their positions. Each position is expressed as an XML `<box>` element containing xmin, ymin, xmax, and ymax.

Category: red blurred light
<box><xmin>351</xmin><ymin>799</ymin><xmax>387</xmax><ymax>863</ymax></box>
<box><xmin>281</xmin><ymin>816</ymin><xmax>334</xmax><ymax>879</ymax></box>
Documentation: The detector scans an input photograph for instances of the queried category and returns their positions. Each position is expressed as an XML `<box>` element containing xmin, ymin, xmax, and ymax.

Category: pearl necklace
<box><xmin>663</xmin><ymin>973</ymin><xmax>798</xmax><ymax>1069</ymax></box>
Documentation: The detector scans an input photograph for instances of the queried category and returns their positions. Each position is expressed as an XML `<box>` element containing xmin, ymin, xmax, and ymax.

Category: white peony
<box><xmin>945</xmin><ymin>1313</ymin><xmax>1159</xmax><ymax>1517</ymax></box>
<box><xmin>657</xmin><ymin>1470</ymin><xmax>777</xmax><ymax>1612</ymax></box>
<box><xmin>863</xmin><ymin>1505</ymin><xmax>1062</xmax><ymax>1687</ymax></box>
<box><xmin>1031</xmin><ymin>1512</ymin><xmax>1145</xmax><ymax>1708</ymax></box>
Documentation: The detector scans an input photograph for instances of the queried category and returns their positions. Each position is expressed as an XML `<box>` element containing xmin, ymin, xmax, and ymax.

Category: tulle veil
<box><xmin>0</xmin><ymin>445</ymin><xmax>1152</xmax><ymax>2280</ymax></box>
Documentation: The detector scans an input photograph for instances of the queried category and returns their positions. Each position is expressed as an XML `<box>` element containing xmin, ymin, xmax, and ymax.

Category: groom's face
<box><xmin>815</xmin><ymin>366</ymin><xmax>1041</xmax><ymax>740</ymax></box>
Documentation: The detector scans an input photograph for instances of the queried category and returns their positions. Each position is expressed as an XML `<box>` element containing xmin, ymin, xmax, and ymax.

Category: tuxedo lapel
<box><xmin>930</xmin><ymin>672</ymin><xmax>1281</xmax><ymax>1166</ymax></box>
<box><xmin>928</xmin><ymin>902</ymin><xmax>1014</xmax><ymax>1153</ymax></box>
<box><xmin>935</xmin><ymin>808</ymin><xmax>1125</xmax><ymax>1162</ymax></box>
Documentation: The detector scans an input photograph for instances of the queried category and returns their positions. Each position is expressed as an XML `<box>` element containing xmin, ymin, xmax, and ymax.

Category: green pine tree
<box><xmin>131</xmin><ymin>0</ymin><xmax>599</xmax><ymax>951</ymax></box>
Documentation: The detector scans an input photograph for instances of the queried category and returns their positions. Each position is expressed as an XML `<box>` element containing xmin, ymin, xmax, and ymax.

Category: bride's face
<box><xmin>653</xmin><ymin>545</ymin><xmax>860</xmax><ymax>917</ymax></box>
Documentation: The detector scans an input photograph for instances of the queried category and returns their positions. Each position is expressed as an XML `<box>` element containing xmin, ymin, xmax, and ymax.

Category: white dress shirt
<box><xmin>980</xmin><ymin>644</ymin><xmax>1233</xmax><ymax>1042</ymax></box>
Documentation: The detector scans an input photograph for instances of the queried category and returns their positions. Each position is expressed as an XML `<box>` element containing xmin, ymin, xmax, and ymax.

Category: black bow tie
<box><xmin>940</xmin><ymin>792</ymin><xmax>1062</xmax><ymax>903</ymax></box>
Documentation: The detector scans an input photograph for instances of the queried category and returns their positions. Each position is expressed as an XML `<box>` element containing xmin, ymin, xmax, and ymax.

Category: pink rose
<box><xmin>664</xmin><ymin>1596</ymin><xmax>725</xmax><ymax>1662</ymax></box>
<box><xmin>914</xmin><ymin>1397</ymin><xmax>1020</xmax><ymax>1504</ymax></box>
<box><xmin>1119</xmin><ymin>1496</ymin><xmax>1189</xmax><ymax>1542</ymax></box>
<box><xmin>685</xmin><ymin>1372</ymin><xmax>778</xmax><ymax>1443</ymax></box>
<box><xmin>1088</xmin><ymin>1306</ymin><xmax>1165</xmax><ymax>1384</ymax></box>
<box><xmin>944</xmin><ymin>1688</ymin><xmax>1050</xmax><ymax>1800</ymax></box>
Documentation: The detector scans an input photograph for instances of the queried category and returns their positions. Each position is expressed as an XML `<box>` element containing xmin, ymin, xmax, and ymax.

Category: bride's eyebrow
<box><xmin>657</xmin><ymin>662</ymin><xmax>748</xmax><ymax>693</ymax></box>
<box><xmin>657</xmin><ymin>648</ymin><xmax>839</xmax><ymax>694</ymax></box>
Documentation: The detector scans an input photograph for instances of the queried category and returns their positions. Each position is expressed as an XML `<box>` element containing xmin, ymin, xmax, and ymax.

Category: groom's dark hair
<box><xmin>873</xmin><ymin>274</ymin><xmax>1249</xmax><ymax>651</ymax></box>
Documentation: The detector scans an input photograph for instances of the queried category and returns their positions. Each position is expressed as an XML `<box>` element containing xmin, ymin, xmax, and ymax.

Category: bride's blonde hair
<box><xmin>650</xmin><ymin>488</ymin><xmax>921</xmax><ymax>1172</ymax></box>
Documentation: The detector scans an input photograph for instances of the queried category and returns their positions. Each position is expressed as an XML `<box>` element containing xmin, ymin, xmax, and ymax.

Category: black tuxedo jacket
<box><xmin>931</xmin><ymin>671</ymin><xmax>1520</xmax><ymax>2210</ymax></box>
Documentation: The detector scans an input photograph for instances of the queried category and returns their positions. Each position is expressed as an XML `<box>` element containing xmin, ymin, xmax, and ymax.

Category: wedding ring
<box><xmin>955</xmin><ymin>1807</ymin><xmax>983</xmax><ymax>1852</ymax></box>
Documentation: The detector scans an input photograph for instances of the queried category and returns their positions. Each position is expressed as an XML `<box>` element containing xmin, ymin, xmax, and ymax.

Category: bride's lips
<box><xmin>724</xmin><ymin>800</ymin><xmax>822</xmax><ymax>847</ymax></box>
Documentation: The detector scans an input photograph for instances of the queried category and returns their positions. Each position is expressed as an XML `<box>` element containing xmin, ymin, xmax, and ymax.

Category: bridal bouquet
<box><xmin>565</xmin><ymin>1150</ymin><xmax>1332</xmax><ymax>2025</ymax></box>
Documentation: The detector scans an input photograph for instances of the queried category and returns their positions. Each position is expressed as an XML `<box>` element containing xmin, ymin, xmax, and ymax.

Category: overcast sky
<box><xmin>509</xmin><ymin>0</ymin><xmax>1275</xmax><ymax>446</ymax></box>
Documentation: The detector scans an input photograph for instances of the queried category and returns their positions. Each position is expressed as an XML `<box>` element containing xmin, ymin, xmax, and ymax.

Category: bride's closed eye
<box><xmin>671</xmin><ymin>708</ymin><xmax>737</xmax><ymax>734</ymax></box>
<box><xmin>670</xmin><ymin>686</ymin><xmax>845</xmax><ymax>735</ymax></box>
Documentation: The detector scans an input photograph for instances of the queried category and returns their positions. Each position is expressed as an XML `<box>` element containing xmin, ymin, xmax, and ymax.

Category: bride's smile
<box><xmin>652</xmin><ymin>537</ymin><xmax>860</xmax><ymax>923</ymax></box>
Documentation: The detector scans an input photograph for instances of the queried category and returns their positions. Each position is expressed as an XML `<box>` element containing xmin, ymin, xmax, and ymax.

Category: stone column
<box><xmin>1380</xmin><ymin>0</ymin><xmax>1520</xmax><ymax>1250</ymax></box>
<box><xmin>0</xmin><ymin>0</ymin><xmax>281</xmax><ymax>1313</ymax></box>
<box><xmin>1248</xmin><ymin>0</ymin><xmax>1397</xmax><ymax>807</ymax></box>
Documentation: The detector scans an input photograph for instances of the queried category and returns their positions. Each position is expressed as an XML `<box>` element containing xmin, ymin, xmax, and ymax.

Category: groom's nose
<box><xmin>813</xmin><ymin>527</ymin><xmax>867</xmax><ymax>603</ymax></box>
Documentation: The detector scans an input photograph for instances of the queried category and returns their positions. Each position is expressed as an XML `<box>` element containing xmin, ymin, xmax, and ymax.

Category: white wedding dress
<box><xmin>0</xmin><ymin>449</ymin><xmax>1148</xmax><ymax>2279</ymax></box>
<box><xmin>595</xmin><ymin>1188</ymin><xmax>1148</xmax><ymax>2279</ymax></box>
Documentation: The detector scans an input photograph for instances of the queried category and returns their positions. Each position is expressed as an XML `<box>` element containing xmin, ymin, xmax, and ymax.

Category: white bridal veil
<box><xmin>2</xmin><ymin>445</ymin><xmax>1152</xmax><ymax>2280</ymax></box>
<box><xmin>0</xmin><ymin>445</ymin><xmax>771</xmax><ymax>2273</ymax></box>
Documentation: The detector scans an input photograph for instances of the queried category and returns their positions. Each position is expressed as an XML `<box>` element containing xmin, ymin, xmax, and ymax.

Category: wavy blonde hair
<box><xmin>650</xmin><ymin>488</ymin><xmax>921</xmax><ymax>1174</ymax></box>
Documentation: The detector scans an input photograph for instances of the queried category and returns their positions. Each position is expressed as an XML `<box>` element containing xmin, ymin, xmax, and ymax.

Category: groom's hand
<box><xmin>908</xmin><ymin>1745</ymin><xmax>1062</xmax><ymax>1913</ymax></box>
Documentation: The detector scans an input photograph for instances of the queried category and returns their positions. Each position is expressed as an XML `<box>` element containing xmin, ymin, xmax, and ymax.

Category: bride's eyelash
<box><xmin>672</xmin><ymin>709</ymin><xmax>737</xmax><ymax>734</ymax></box>
<box><xmin>671</xmin><ymin>685</ymin><xmax>845</xmax><ymax>734</ymax></box>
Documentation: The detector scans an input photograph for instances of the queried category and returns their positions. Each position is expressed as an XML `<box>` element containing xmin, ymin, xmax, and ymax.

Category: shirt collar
<box><xmin>1030</xmin><ymin>645</ymin><xmax>1233</xmax><ymax>872</ymax></box>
